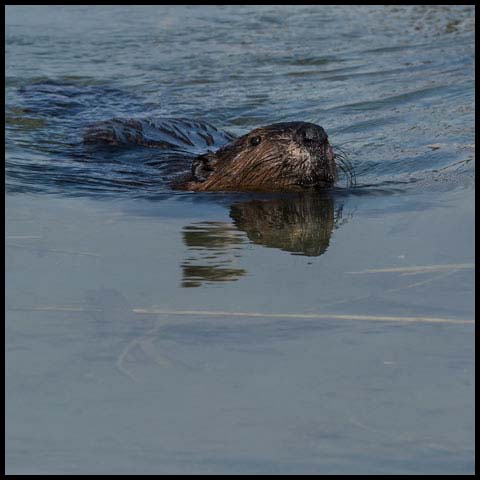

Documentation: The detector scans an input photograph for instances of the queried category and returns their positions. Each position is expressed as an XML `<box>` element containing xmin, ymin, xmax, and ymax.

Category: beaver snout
<box><xmin>296</xmin><ymin>123</ymin><xmax>328</xmax><ymax>146</ymax></box>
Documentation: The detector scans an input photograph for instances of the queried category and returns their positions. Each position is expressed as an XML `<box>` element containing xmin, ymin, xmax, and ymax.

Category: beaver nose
<box><xmin>297</xmin><ymin>124</ymin><xmax>328</xmax><ymax>144</ymax></box>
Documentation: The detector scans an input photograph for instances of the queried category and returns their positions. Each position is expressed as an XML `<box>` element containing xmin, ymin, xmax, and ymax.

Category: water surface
<box><xmin>5</xmin><ymin>5</ymin><xmax>475</xmax><ymax>474</ymax></box>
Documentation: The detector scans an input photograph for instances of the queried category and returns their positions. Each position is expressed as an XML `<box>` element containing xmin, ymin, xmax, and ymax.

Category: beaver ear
<box><xmin>192</xmin><ymin>152</ymin><xmax>218</xmax><ymax>182</ymax></box>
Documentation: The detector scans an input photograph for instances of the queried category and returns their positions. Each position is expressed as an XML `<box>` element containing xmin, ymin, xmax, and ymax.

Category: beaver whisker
<box><xmin>332</xmin><ymin>142</ymin><xmax>353</xmax><ymax>154</ymax></box>
<box><xmin>336</xmin><ymin>165</ymin><xmax>350</xmax><ymax>186</ymax></box>
<box><xmin>336</xmin><ymin>158</ymin><xmax>356</xmax><ymax>187</ymax></box>
<box><xmin>336</xmin><ymin>154</ymin><xmax>354</xmax><ymax>174</ymax></box>
<box><xmin>332</xmin><ymin>145</ymin><xmax>355</xmax><ymax>167</ymax></box>
<box><xmin>334</xmin><ymin>150</ymin><xmax>351</xmax><ymax>164</ymax></box>
<box><xmin>333</xmin><ymin>147</ymin><xmax>354</xmax><ymax>170</ymax></box>
<box><xmin>338</xmin><ymin>158</ymin><xmax>356</xmax><ymax>185</ymax></box>
<box><xmin>336</xmin><ymin>150</ymin><xmax>353</xmax><ymax>167</ymax></box>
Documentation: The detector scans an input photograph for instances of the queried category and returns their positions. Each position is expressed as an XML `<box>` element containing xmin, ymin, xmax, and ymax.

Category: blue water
<box><xmin>5</xmin><ymin>5</ymin><xmax>475</xmax><ymax>474</ymax></box>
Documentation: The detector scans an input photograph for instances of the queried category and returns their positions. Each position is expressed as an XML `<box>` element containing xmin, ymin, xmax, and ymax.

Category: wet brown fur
<box><xmin>181</xmin><ymin>122</ymin><xmax>337</xmax><ymax>192</ymax></box>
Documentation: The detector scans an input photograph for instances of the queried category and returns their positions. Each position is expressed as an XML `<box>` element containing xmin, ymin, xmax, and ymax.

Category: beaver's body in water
<box><xmin>84</xmin><ymin>119</ymin><xmax>337</xmax><ymax>193</ymax></box>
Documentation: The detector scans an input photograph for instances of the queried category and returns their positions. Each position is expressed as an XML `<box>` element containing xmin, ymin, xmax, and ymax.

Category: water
<box><xmin>5</xmin><ymin>5</ymin><xmax>475</xmax><ymax>474</ymax></box>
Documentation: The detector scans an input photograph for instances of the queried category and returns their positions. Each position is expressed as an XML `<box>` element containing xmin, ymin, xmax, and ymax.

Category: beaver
<box><xmin>181</xmin><ymin>122</ymin><xmax>337</xmax><ymax>192</ymax></box>
<box><xmin>84</xmin><ymin>119</ymin><xmax>338</xmax><ymax>193</ymax></box>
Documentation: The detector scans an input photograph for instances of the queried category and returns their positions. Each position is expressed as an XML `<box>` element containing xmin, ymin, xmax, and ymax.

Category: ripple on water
<box><xmin>5</xmin><ymin>5</ymin><xmax>474</xmax><ymax>199</ymax></box>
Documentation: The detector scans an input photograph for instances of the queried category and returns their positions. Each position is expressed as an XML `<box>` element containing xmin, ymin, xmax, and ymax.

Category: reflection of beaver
<box><xmin>84</xmin><ymin>119</ymin><xmax>338</xmax><ymax>193</ymax></box>
<box><xmin>179</xmin><ymin>196</ymin><xmax>338</xmax><ymax>286</ymax></box>
<box><xmin>182</xmin><ymin>122</ymin><xmax>337</xmax><ymax>192</ymax></box>
<box><xmin>181</xmin><ymin>222</ymin><xmax>247</xmax><ymax>288</ymax></box>
<box><xmin>230</xmin><ymin>195</ymin><xmax>337</xmax><ymax>257</ymax></box>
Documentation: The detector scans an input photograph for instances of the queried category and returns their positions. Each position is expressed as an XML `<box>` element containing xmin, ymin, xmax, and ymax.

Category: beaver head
<box><xmin>183</xmin><ymin>122</ymin><xmax>337</xmax><ymax>192</ymax></box>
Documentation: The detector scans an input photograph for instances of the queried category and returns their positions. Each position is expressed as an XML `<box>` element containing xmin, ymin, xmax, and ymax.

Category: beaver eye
<box><xmin>250</xmin><ymin>136</ymin><xmax>261</xmax><ymax>147</ymax></box>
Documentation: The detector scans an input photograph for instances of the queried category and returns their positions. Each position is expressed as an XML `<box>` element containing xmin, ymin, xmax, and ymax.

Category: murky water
<box><xmin>5</xmin><ymin>5</ymin><xmax>475</xmax><ymax>474</ymax></box>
